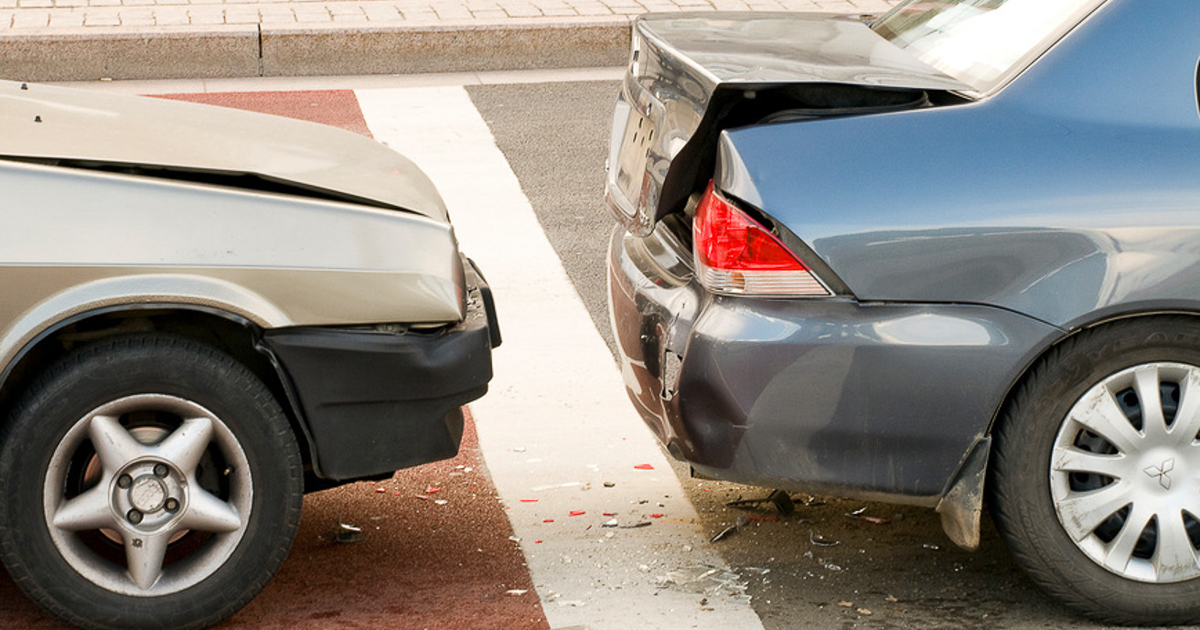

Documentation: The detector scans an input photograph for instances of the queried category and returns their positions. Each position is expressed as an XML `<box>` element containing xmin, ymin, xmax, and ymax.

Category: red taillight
<box><xmin>693</xmin><ymin>182</ymin><xmax>830</xmax><ymax>296</ymax></box>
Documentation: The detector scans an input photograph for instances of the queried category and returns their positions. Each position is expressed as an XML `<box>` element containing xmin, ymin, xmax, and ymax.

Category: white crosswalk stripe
<box><xmin>355</xmin><ymin>86</ymin><xmax>765</xmax><ymax>630</ymax></box>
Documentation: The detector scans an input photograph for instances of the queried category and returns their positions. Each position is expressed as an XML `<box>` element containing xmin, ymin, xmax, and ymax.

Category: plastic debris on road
<box><xmin>710</xmin><ymin>515</ymin><xmax>749</xmax><ymax>543</ymax></box>
<box><xmin>845</xmin><ymin>506</ymin><xmax>891</xmax><ymax>525</ymax></box>
<box><xmin>655</xmin><ymin>565</ymin><xmax>750</xmax><ymax>602</ymax></box>
<box><xmin>727</xmin><ymin>489</ymin><xmax>794</xmax><ymax>515</ymax></box>
<box><xmin>334</xmin><ymin>520</ymin><xmax>364</xmax><ymax>544</ymax></box>
<box><xmin>809</xmin><ymin>529</ymin><xmax>840</xmax><ymax>547</ymax></box>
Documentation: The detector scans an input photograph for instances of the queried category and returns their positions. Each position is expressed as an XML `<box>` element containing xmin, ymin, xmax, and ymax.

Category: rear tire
<box><xmin>0</xmin><ymin>334</ymin><xmax>303</xmax><ymax>630</ymax></box>
<box><xmin>992</xmin><ymin>317</ymin><xmax>1200</xmax><ymax>624</ymax></box>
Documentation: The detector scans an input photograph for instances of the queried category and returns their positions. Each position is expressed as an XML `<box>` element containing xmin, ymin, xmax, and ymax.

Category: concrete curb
<box><xmin>0</xmin><ymin>17</ymin><xmax>632</xmax><ymax>82</ymax></box>
<box><xmin>1</xmin><ymin>25</ymin><xmax>260</xmax><ymax>81</ymax></box>
<box><xmin>262</xmin><ymin>17</ymin><xmax>631</xmax><ymax>77</ymax></box>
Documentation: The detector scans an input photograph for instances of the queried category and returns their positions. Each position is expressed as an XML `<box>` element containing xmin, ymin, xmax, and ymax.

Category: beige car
<box><xmin>0</xmin><ymin>80</ymin><xmax>499</xmax><ymax>630</ymax></box>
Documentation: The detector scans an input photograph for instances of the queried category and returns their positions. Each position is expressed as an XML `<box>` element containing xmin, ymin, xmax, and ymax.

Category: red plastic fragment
<box><xmin>603</xmin><ymin>512</ymin><xmax>616</xmax><ymax>517</ymax></box>
<box><xmin>520</xmin><ymin>499</ymin><xmax>539</xmax><ymax>503</ymax></box>
<box><xmin>650</xmin><ymin>513</ymin><xmax>664</xmax><ymax>519</ymax></box>
<box><xmin>543</xmin><ymin>519</ymin><xmax>555</xmax><ymax>523</ymax></box>
<box><xmin>634</xmin><ymin>464</ymin><xmax>655</xmax><ymax>470</ymax></box>
<box><xmin>426</xmin><ymin>487</ymin><xmax>442</xmax><ymax>494</ymax></box>
<box><xmin>415</xmin><ymin>495</ymin><xmax>430</xmax><ymax>501</ymax></box>
<box><xmin>569</xmin><ymin>511</ymin><xmax>586</xmax><ymax>517</ymax></box>
<box><xmin>375</xmin><ymin>488</ymin><xmax>386</xmax><ymax>493</ymax></box>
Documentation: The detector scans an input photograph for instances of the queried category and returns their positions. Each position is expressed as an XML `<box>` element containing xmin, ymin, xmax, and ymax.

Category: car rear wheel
<box><xmin>992</xmin><ymin>317</ymin><xmax>1200</xmax><ymax>624</ymax></box>
<box><xmin>0</xmin><ymin>334</ymin><xmax>303</xmax><ymax>630</ymax></box>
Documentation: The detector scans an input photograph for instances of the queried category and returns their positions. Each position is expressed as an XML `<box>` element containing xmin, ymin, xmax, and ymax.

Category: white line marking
<box><xmin>355</xmin><ymin>86</ymin><xmax>763</xmax><ymax>630</ymax></box>
<box><xmin>50</xmin><ymin>67</ymin><xmax>624</xmax><ymax>95</ymax></box>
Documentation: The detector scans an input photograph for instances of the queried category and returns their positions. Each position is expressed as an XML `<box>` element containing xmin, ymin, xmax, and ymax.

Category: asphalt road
<box><xmin>464</xmin><ymin>79</ymin><xmax>1156</xmax><ymax>630</ymax></box>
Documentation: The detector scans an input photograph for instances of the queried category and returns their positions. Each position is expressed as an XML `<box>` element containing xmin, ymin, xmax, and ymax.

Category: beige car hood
<box><xmin>0</xmin><ymin>80</ymin><xmax>449</xmax><ymax>222</ymax></box>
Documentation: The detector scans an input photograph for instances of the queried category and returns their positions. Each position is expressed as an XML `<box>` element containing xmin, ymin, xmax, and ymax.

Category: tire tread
<box><xmin>0</xmin><ymin>333</ymin><xmax>302</xmax><ymax>630</ymax></box>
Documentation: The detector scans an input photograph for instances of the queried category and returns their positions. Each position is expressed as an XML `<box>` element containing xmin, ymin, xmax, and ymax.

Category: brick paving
<box><xmin>0</xmin><ymin>0</ymin><xmax>898</xmax><ymax>33</ymax></box>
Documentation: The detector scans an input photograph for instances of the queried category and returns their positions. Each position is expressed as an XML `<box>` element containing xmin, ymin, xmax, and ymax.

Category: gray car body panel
<box><xmin>609</xmin><ymin>227</ymin><xmax>1060</xmax><ymax>504</ymax></box>
<box><xmin>605</xmin><ymin>12</ymin><xmax>969</xmax><ymax>236</ymax></box>
<box><xmin>718</xmin><ymin>0</ymin><xmax>1200</xmax><ymax>329</ymax></box>
<box><xmin>630</xmin><ymin>12</ymin><xmax>971</xmax><ymax>87</ymax></box>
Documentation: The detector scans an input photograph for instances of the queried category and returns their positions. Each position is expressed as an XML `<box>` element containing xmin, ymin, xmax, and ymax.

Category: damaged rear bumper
<box><xmin>608</xmin><ymin>224</ymin><xmax>1057</xmax><ymax>505</ymax></box>
<box><xmin>263</xmin><ymin>258</ymin><xmax>500</xmax><ymax>481</ymax></box>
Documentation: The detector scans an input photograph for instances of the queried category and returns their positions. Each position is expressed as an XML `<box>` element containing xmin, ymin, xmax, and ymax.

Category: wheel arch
<box><xmin>987</xmin><ymin>310</ymin><xmax>1200</xmax><ymax>436</ymax></box>
<box><xmin>938</xmin><ymin>309</ymin><xmax>1200</xmax><ymax>552</ymax></box>
<box><xmin>0</xmin><ymin>304</ymin><xmax>321</xmax><ymax>483</ymax></box>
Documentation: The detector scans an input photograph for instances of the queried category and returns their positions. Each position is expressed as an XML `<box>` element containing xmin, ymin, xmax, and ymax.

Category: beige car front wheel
<box><xmin>0</xmin><ymin>334</ymin><xmax>303</xmax><ymax>630</ymax></box>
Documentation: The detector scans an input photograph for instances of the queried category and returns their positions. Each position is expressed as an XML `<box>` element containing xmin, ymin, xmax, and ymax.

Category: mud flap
<box><xmin>935</xmin><ymin>437</ymin><xmax>991</xmax><ymax>551</ymax></box>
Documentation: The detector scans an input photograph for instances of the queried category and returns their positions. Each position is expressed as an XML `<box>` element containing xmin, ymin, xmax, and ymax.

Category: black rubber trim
<box><xmin>261</xmin><ymin>265</ymin><xmax>497</xmax><ymax>481</ymax></box>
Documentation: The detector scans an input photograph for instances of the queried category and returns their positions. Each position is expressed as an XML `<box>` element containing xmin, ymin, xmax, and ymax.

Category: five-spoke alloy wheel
<box><xmin>0</xmin><ymin>334</ymin><xmax>302</xmax><ymax>630</ymax></box>
<box><xmin>45</xmin><ymin>393</ymin><xmax>255</xmax><ymax>596</ymax></box>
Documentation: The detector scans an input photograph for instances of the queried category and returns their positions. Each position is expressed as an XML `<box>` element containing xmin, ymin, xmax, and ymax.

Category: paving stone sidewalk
<box><xmin>0</xmin><ymin>0</ymin><xmax>898</xmax><ymax>82</ymax></box>
<box><xmin>2</xmin><ymin>0</ymin><xmax>896</xmax><ymax>30</ymax></box>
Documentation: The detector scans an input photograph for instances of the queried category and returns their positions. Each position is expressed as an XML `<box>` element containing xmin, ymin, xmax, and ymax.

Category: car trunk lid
<box><xmin>605</xmin><ymin>12</ymin><xmax>971</xmax><ymax>236</ymax></box>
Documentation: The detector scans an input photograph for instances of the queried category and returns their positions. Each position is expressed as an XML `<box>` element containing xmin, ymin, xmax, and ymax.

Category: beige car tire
<box><xmin>0</xmin><ymin>333</ymin><xmax>303</xmax><ymax>630</ymax></box>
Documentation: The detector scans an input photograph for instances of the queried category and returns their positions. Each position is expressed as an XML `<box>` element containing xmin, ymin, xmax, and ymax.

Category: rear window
<box><xmin>873</xmin><ymin>0</ymin><xmax>1107</xmax><ymax>94</ymax></box>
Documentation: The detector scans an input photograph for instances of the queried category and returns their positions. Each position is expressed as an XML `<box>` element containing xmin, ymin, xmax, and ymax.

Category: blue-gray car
<box><xmin>605</xmin><ymin>0</ymin><xmax>1200</xmax><ymax>623</ymax></box>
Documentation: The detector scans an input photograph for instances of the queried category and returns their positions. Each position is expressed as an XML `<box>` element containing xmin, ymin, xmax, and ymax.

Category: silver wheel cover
<box><xmin>44</xmin><ymin>394</ymin><xmax>253</xmax><ymax>596</ymax></box>
<box><xmin>1052</xmin><ymin>362</ymin><xmax>1200</xmax><ymax>583</ymax></box>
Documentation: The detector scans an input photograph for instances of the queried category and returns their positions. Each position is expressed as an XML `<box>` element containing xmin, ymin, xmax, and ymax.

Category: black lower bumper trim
<box><xmin>263</xmin><ymin>260</ymin><xmax>497</xmax><ymax>481</ymax></box>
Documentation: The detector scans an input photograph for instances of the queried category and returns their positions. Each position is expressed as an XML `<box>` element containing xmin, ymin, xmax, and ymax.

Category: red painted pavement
<box><xmin>218</xmin><ymin>411</ymin><xmax>547</xmax><ymax>630</ymax></box>
<box><xmin>156</xmin><ymin>90</ymin><xmax>375</xmax><ymax>138</ymax></box>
